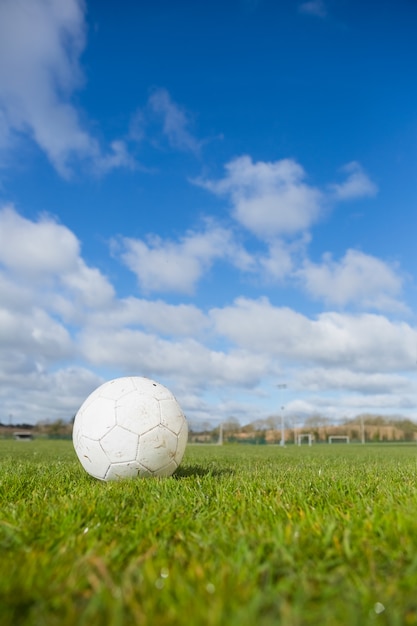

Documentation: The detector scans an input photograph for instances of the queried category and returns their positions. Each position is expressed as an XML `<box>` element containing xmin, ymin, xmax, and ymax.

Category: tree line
<box><xmin>189</xmin><ymin>414</ymin><xmax>417</xmax><ymax>444</ymax></box>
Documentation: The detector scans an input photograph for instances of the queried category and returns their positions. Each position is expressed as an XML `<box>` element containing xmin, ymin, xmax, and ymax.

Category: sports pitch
<box><xmin>1</xmin><ymin>439</ymin><xmax>417</xmax><ymax>625</ymax></box>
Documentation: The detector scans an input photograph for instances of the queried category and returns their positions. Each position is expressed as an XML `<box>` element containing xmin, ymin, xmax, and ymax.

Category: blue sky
<box><xmin>0</xmin><ymin>0</ymin><xmax>416</xmax><ymax>428</ymax></box>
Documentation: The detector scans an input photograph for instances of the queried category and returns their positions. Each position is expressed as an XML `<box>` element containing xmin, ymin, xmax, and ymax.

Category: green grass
<box><xmin>1</xmin><ymin>440</ymin><xmax>417</xmax><ymax>625</ymax></box>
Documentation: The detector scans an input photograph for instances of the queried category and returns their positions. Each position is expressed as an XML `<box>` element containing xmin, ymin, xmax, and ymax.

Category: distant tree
<box><xmin>216</xmin><ymin>417</ymin><xmax>241</xmax><ymax>442</ymax></box>
<box><xmin>265</xmin><ymin>415</ymin><xmax>281</xmax><ymax>430</ymax></box>
<box><xmin>304</xmin><ymin>414</ymin><xmax>330</xmax><ymax>428</ymax></box>
<box><xmin>37</xmin><ymin>419</ymin><xmax>72</xmax><ymax>438</ymax></box>
<box><xmin>241</xmin><ymin>422</ymin><xmax>255</xmax><ymax>434</ymax></box>
<box><xmin>223</xmin><ymin>417</ymin><xmax>240</xmax><ymax>432</ymax></box>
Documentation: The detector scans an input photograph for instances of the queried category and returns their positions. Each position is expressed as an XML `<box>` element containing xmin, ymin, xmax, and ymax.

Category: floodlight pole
<box><xmin>218</xmin><ymin>423</ymin><xmax>223</xmax><ymax>446</ymax></box>
<box><xmin>276</xmin><ymin>384</ymin><xmax>287</xmax><ymax>447</ymax></box>
<box><xmin>280</xmin><ymin>405</ymin><xmax>285</xmax><ymax>446</ymax></box>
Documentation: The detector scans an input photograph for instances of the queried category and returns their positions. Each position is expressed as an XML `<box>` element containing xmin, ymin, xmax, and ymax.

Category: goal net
<box><xmin>297</xmin><ymin>433</ymin><xmax>313</xmax><ymax>446</ymax></box>
<box><xmin>328</xmin><ymin>435</ymin><xmax>350</xmax><ymax>444</ymax></box>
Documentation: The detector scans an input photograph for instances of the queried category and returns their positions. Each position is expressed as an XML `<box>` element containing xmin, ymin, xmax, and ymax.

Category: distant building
<box><xmin>13</xmin><ymin>431</ymin><xmax>34</xmax><ymax>441</ymax></box>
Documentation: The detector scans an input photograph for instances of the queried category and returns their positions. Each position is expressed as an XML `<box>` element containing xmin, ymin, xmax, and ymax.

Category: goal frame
<box><xmin>297</xmin><ymin>433</ymin><xmax>313</xmax><ymax>446</ymax></box>
<box><xmin>328</xmin><ymin>435</ymin><xmax>350</xmax><ymax>444</ymax></box>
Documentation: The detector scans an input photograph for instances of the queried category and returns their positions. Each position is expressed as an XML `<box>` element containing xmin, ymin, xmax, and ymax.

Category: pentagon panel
<box><xmin>99</xmin><ymin>377</ymin><xmax>137</xmax><ymax>401</ymax></box>
<box><xmin>100</xmin><ymin>426</ymin><xmax>139</xmax><ymax>463</ymax></box>
<box><xmin>74</xmin><ymin>436</ymin><xmax>110</xmax><ymax>480</ymax></box>
<box><xmin>105</xmin><ymin>460</ymin><xmax>142</xmax><ymax>481</ymax></box>
<box><xmin>116</xmin><ymin>391</ymin><xmax>161</xmax><ymax>434</ymax></box>
<box><xmin>79</xmin><ymin>396</ymin><xmax>116</xmax><ymax>440</ymax></box>
<box><xmin>176</xmin><ymin>421</ymin><xmax>189</xmax><ymax>460</ymax></box>
<box><xmin>156</xmin><ymin>458</ymin><xmax>178</xmax><ymax>477</ymax></box>
<box><xmin>159</xmin><ymin>397</ymin><xmax>186</xmax><ymax>433</ymax></box>
<box><xmin>138</xmin><ymin>426</ymin><xmax>178</xmax><ymax>473</ymax></box>
<box><xmin>132</xmin><ymin>376</ymin><xmax>174</xmax><ymax>401</ymax></box>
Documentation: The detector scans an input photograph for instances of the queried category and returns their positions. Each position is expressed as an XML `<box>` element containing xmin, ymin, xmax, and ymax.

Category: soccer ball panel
<box><xmin>138</xmin><ymin>426</ymin><xmax>178</xmax><ymax>474</ymax></box>
<box><xmin>99</xmin><ymin>377</ymin><xmax>137</xmax><ymax>400</ymax></box>
<box><xmin>100</xmin><ymin>426</ymin><xmax>139</xmax><ymax>463</ymax></box>
<box><xmin>156</xmin><ymin>459</ymin><xmax>178</xmax><ymax>477</ymax></box>
<box><xmin>159</xmin><ymin>398</ymin><xmax>186</xmax><ymax>433</ymax></box>
<box><xmin>105</xmin><ymin>460</ymin><xmax>142</xmax><ymax>481</ymax></box>
<box><xmin>116</xmin><ymin>391</ymin><xmax>161</xmax><ymax>434</ymax></box>
<box><xmin>176</xmin><ymin>421</ymin><xmax>189</xmax><ymax>459</ymax></box>
<box><xmin>76</xmin><ymin>396</ymin><xmax>116</xmax><ymax>440</ymax></box>
<box><xmin>73</xmin><ymin>436</ymin><xmax>110</xmax><ymax>480</ymax></box>
<box><xmin>137</xmin><ymin>464</ymin><xmax>154</xmax><ymax>478</ymax></box>
<box><xmin>133</xmin><ymin>377</ymin><xmax>174</xmax><ymax>401</ymax></box>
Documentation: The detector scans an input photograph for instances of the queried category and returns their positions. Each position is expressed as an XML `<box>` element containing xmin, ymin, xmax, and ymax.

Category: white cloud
<box><xmin>298</xmin><ymin>1</ymin><xmax>327</xmax><ymax>18</ymax></box>
<box><xmin>288</xmin><ymin>391</ymin><xmax>414</xmax><ymax>421</ymax></box>
<box><xmin>196</xmin><ymin>158</ymin><xmax>378</xmax><ymax>245</ymax></box>
<box><xmin>60</xmin><ymin>261</ymin><xmax>115</xmax><ymax>310</ymax></box>
<box><xmin>147</xmin><ymin>87</ymin><xmax>201</xmax><ymax>154</ymax></box>
<box><xmin>211</xmin><ymin>297</ymin><xmax>417</xmax><ymax>372</ymax></box>
<box><xmin>330</xmin><ymin>162</ymin><xmax>378</xmax><ymax>200</ymax></box>
<box><xmin>0</xmin><ymin>205</ymin><xmax>115</xmax><ymax>310</ymax></box>
<box><xmin>0</xmin><ymin>365</ymin><xmax>103</xmax><ymax>424</ymax></box>
<box><xmin>0</xmin><ymin>207</ymin><xmax>415</xmax><ymax>426</ymax></box>
<box><xmin>94</xmin><ymin>140</ymin><xmax>137</xmax><ymax>176</ymax></box>
<box><xmin>259</xmin><ymin>235</ymin><xmax>310</xmax><ymax>282</ymax></box>
<box><xmin>296</xmin><ymin>368</ymin><xmax>412</xmax><ymax>395</ymax></box>
<box><xmin>0</xmin><ymin>205</ymin><xmax>118</xmax><ymax>422</ymax></box>
<box><xmin>0</xmin><ymin>0</ymin><xmax>132</xmax><ymax>176</ymax></box>
<box><xmin>83</xmin><ymin>297</ymin><xmax>209</xmax><ymax>337</ymax></box>
<box><xmin>333</xmin><ymin>393</ymin><xmax>415</xmax><ymax>412</ymax></box>
<box><xmin>116</xmin><ymin>223</ymin><xmax>253</xmax><ymax>294</ymax></box>
<box><xmin>258</xmin><ymin>240</ymin><xmax>295</xmax><ymax>281</ymax></box>
<box><xmin>196</xmin><ymin>155</ymin><xmax>323</xmax><ymax>239</ymax></box>
<box><xmin>0</xmin><ymin>306</ymin><xmax>74</xmax><ymax>363</ymax></box>
<box><xmin>0</xmin><ymin>205</ymin><xmax>80</xmax><ymax>277</ymax></box>
<box><xmin>80</xmin><ymin>328</ymin><xmax>269</xmax><ymax>391</ymax></box>
<box><xmin>194</xmin><ymin>157</ymin><xmax>380</xmax><ymax>288</ymax></box>
<box><xmin>0</xmin><ymin>205</ymin><xmax>116</xmax><ymax>316</ymax></box>
<box><xmin>298</xmin><ymin>249</ymin><xmax>404</xmax><ymax>310</ymax></box>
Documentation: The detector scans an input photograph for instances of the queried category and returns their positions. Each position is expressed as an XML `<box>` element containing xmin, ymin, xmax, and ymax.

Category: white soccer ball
<box><xmin>72</xmin><ymin>376</ymin><xmax>188</xmax><ymax>481</ymax></box>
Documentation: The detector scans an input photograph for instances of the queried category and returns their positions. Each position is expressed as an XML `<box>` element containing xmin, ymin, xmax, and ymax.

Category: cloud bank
<box><xmin>0</xmin><ymin>204</ymin><xmax>415</xmax><ymax>426</ymax></box>
<box><xmin>0</xmin><ymin>0</ymin><xmax>133</xmax><ymax>176</ymax></box>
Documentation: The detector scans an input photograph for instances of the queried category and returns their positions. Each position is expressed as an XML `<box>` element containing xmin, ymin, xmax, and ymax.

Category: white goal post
<box><xmin>297</xmin><ymin>433</ymin><xmax>313</xmax><ymax>446</ymax></box>
<box><xmin>328</xmin><ymin>435</ymin><xmax>350</xmax><ymax>444</ymax></box>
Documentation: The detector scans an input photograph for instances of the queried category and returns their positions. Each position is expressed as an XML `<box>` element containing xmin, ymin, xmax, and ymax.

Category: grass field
<box><xmin>1</xmin><ymin>439</ymin><xmax>417</xmax><ymax>626</ymax></box>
